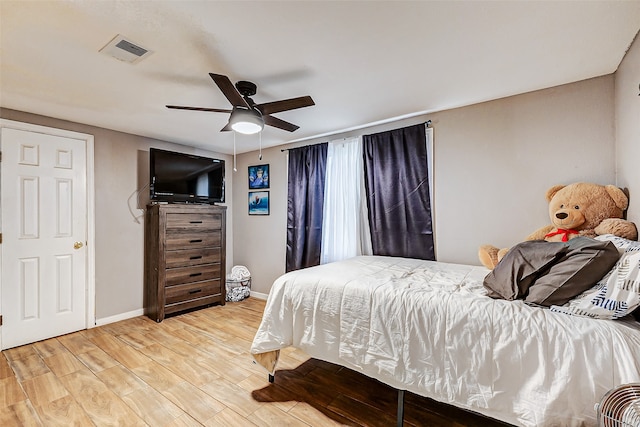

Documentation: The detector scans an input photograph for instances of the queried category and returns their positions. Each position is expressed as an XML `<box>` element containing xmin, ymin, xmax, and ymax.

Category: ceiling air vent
<box><xmin>99</xmin><ymin>34</ymin><xmax>152</xmax><ymax>64</ymax></box>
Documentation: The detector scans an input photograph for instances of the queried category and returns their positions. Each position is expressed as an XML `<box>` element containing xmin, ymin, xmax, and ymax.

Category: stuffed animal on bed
<box><xmin>478</xmin><ymin>182</ymin><xmax>638</xmax><ymax>269</ymax></box>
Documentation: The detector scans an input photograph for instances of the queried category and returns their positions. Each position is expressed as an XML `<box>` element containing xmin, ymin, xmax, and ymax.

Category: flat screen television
<box><xmin>150</xmin><ymin>148</ymin><xmax>225</xmax><ymax>204</ymax></box>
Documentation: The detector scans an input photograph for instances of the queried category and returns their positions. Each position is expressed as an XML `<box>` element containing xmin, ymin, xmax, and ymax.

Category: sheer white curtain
<box><xmin>320</xmin><ymin>137</ymin><xmax>372</xmax><ymax>264</ymax></box>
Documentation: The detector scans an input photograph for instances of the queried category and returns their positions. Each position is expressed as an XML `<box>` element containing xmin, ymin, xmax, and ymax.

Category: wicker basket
<box><xmin>226</xmin><ymin>278</ymin><xmax>251</xmax><ymax>302</ymax></box>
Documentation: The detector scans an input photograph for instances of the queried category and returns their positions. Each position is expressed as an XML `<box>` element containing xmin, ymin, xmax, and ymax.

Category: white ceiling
<box><xmin>1</xmin><ymin>1</ymin><xmax>639</xmax><ymax>154</ymax></box>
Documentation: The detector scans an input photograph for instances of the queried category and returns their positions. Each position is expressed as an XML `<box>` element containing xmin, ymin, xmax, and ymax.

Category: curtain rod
<box><xmin>281</xmin><ymin>142</ymin><xmax>321</xmax><ymax>152</ymax></box>
<box><xmin>281</xmin><ymin>120</ymin><xmax>432</xmax><ymax>152</ymax></box>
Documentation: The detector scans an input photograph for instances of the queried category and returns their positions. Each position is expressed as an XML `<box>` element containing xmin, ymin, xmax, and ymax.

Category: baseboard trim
<box><xmin>250</xmin><ymin>291</ymin><xmax>268</xmax><ymax>300</ymax></box>
<box><xmin>95</xmin><ymin>294</ymin><xmax>267</xmax><ymax>326</ymax></box>
<box><xmin>95</xmin><ymin>308</ymin><xmax>145</xmax><ymax>327</ymax></box>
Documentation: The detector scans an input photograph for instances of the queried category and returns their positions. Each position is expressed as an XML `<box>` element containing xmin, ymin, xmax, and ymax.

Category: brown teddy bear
<box><xmin>478</xmin><ymin>182</ymin><xmax>638</xmax><ymax>269</ymax></box>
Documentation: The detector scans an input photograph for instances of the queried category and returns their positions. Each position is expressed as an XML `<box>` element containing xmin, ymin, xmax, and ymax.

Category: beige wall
<box><xmin>432</xmin><ymin>76</ymin><xmax>616</xmax><ymax>263</ymax></box>
<box><xmin>231</xmin><ymin>148</ymin><xmax>289</xmax><ymax>295</ymax></box>
<box><xmin>0</xmin><ymin>108</ymin><xmax>233</xmax><ymax>321</ymax></box>
<box><xmin>235</xmin><ymin>75</ymin><xmax>617</xmax><ymax>294</ymax></box>
<box><xmin>615</xmin><ymin>32</ymin><xmax>640</xmax><ymax>225</ymax></box>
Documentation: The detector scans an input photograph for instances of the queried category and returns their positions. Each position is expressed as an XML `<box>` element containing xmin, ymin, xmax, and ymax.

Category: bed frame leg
<box><xmin>268</xmin><ymin>373</ymin><xmax>274</xmax><ymax>383</ymax></box>
<box><xmin>397</xmin><ymin>389</ymin><xmax>405</xmax><ymax>427</ymax></box>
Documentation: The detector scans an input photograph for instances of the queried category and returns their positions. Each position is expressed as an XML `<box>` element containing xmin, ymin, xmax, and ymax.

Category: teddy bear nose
<box><xmin>556</xmin><ymin>212</ymin><xmax>569</xmax><ymax>220</ymax></box>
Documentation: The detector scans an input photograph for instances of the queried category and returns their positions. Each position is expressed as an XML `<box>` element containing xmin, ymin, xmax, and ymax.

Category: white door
<box><xmin>1</xmin><ymin>125</ymin><xmax>91</xmax><ymax>349</ymax></box>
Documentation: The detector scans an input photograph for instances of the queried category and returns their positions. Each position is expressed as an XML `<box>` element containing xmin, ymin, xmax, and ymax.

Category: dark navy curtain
<box><xmin>363</xmin><ymin>124</ymin><xmax>435</xmax><ymax>260</ymax></box>
<box><xmin>285</xmin><ymin>143</ymin><xmax>328</xmax><ymax>272</ymax></box>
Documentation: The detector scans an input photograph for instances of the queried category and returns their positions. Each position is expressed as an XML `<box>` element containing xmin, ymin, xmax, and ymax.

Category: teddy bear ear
<box><xmin>545</xmin><ymin>185</ymin><xmax>565</xmax><ymax>202</ymax></box>
<box><xmin>604</xmin><ymin>185</ymin><xmax>629</xmax><ymax>210</ymax></box>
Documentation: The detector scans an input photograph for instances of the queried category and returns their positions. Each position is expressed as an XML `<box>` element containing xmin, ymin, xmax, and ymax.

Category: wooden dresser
<box><xmin>145</xmin><ymin>203</ymin><xmax>226</xmax><ymax>322</ymax></box>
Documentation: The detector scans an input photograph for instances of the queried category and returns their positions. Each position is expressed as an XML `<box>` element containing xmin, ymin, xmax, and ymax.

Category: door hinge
<box><xmin>0</xmin><ymin>233</ymin><xmax>2</xmax><ymax>244</ymax></box>
<box><xmin>0</xmin><ymin>315</ymin><xmax>3</xmax><ymax>326</ymax></box>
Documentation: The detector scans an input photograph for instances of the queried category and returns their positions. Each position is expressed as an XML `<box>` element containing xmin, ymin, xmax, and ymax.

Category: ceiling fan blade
<box><xmin>220</xmin><ymin>123</ymin><xmax>233</xmax><ymax>132</ymax></box>
<box><xmin>263</xmin><ymin>115</ymin><xmax>300</xmax><ymax>132</ymax></box>
<box><xmin>256</xmin><ymin>96</ymin><xmax>315</xmax><ymax>115</ymax></box>
<box><xmin>209</xmin><ymin>73</ymin><xmax>250</xmax><ymax>109</ymax></box>
<box><xmin>166</xmin><ymin>105</ymin><xmax>232</xmax><ymax>113</ymax></box>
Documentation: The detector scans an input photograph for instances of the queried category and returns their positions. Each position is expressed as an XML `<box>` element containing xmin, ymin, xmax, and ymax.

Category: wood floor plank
<box><xmin>138</xmin><ymin>343</ymin><xmax>183</xmax><ymax>366</ymax></box>
<box><xmin>75</xmin><ymin>347</ymin><xmax>120</xmax><ymax>373</ymax></box>
<box><xmin>287</xmin><ymin>402</ymin><xmax>357</xmax><ymax>427</ymax></box>
<box><xmin>0</xmin><ymin>400</ymin><xmax>43</xmax><ymax>427</ymax></box>
<box><xmin>3</xmin><ymin>345</ymin><xmax>39</xmax><ymax>362</ymax></box>
<box><xmin>130</xmin><ymin>360</ymin><xmax>185</xmax><ymax>391</ymax></box>
<box><xmin>164</xmin><ymin>326</ymin><xmax>213</xmax><ymax>345</ymax></box>
<box><xmin>9</xmin><ymin>354</ymin><xmax>51</xmax><ymax>381</ymax></box>
<box><xmin>95</xmin><ymin>365</ymin><xmax>148</xmax><ymax>397</ymax></box>
<box><xmin>247</xmin><ymin>404</ymin><xmax>312</xmax><ymax>427</ymax></box>
<box><xmin>166</xmin><ymin>413</ymin><xmax>203</xmax><ymax>427</ymax></box>
<box><xmin>75</xmin><ymin>389</ymin><xmax>147</xmax><ymax>427</ymax></box>
<box><xmin>327</xmin><ymin>393</ymin><xmax>397</xmax><ymax>426</ymax></box>
<box><xmin>117</xmin><ymin>331</ymin><xmax>160</xmax><ymax>349</ymax></box>
<box><xmin>0</xmin><ymin>375</ymin><xmax>27</xmax><ymax>407</ymax></box>
<box><xmin>33</xmin><ymin>394</ymin><xmax>95</xmax><ymax>426</ymax></box>
<box><xmin>104</xmin><ymin>344</ymin><xmax>153</xmax><ymax>370</ymax></box>
<box><xmin>42</xmin><ymin>351</ymin><xmax>86</xmax><ymax>377</ymax></box>
<box><xmin>203</xmin><ymin>407</ymin><xmax>259</xmax><ymax>427</ymax></box>
<box><xmin>87</xmin><ymin>333</ymin><xmax>128</xmax><ymax>353</ymax></box>
<box><xmin>161</xmin><ymin>381</ymin><xmax>226</xmax><ymax>422</ymax></box>
<box><xmin>56</xmin><ymin>367</ymin><xmax>110</xmax><ymax>400</ymax></box>
<box><xmin>57</xmin><ymin>333</ymin><xmax>101</xmax><ymax>355</ymax></box>
<box><xmin>194</xmin><ymin>352</ymin><xmax>254</xmax><ymax>384</ymax></box>
<box><xmin>199</xmin><ymin>377</ymin><xmax>264</xmax><ymax>418</ymax></box>
<box><xmin>120</xmin><ymin>386</ymin><xmax>185</xmax><ymax>426</ymax></box>
<box><xmin>32</xmin><ymin>339</ymin><xmax>67</xmax><ymax>359</ymax></box>
<box><xmin>21</xmin><ymin>372</ymin><xmax>70</xmax><ymax>407</ymax></box>
<box><xmin>247</xmin><ymin>381</ymin><xmax>299</xmax><ymax>414</ymax></box>
<box><xmin>0</xmin><ymin>354</ymin><xmax>13</xmax><ymax>380</ymax></box>
<box><xmin>163</xmin><ymin>355</ymin><xmax>221</xmax><ymax>388</ymax></box>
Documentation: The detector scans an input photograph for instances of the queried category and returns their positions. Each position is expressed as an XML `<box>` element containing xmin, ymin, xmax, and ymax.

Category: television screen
<box><xmin>150</xmin><ymin>148</ymin><xmax>225</xmax><ymax>203</ymax></box>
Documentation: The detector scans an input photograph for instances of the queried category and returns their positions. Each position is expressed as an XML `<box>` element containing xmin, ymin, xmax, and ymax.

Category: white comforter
<box><xmin>250</xmin><ymin>256</ymin><xmax>640</xmax><ymax>427</ymax></box>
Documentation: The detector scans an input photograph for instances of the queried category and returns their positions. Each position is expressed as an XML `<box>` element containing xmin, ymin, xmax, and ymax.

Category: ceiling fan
<box><xmin>166</xmin><ymin>73</ymin><xmax>315</xmax><ymax>134</ymax></box>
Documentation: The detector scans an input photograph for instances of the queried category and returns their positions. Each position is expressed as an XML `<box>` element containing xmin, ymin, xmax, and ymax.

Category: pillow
<box><xmin>595</xmin><ymin>234</ymin><xmax>640</xmax><ymax>252</ymax></box>
<box><xmin>551</xmin><ymin>245</ymin><xmax>640</xmax><ymax>320</ymax></box>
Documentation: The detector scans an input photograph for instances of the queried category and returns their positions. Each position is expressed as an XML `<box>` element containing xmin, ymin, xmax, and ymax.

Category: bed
<box><xmin>250</xmin><ymin>253</ymin><xmax>640</xmax><ymax>427</ymax></box>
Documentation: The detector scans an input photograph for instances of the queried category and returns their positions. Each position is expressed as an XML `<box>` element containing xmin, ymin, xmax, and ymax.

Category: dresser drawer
<box><xmin>164</xmin><ymin>279</ymin><xmax>221</xmax><ymax>305</ymax></box>
<box><xmin>164</xmin><ymin>294</ymin><xmax>222</xmax><ymax>316</ymax></box>
<box><xmin>165</xmin><ymin>230</ymin><xmax>222</xmax><ymax>250</ymax></box>
<box><xmin>166</xmin><ymin>213</ymin><xmax>222</xmax><ymax>230</ymax></box>
<box><xmin>165</xmin><ymin>247</ymin><xmax>221</xmax><ymax>268</ymax></box>
<box><xmin>165</xmin><ymin>263</ymin><xmax>221</xmax><ymax>286</ymax></box>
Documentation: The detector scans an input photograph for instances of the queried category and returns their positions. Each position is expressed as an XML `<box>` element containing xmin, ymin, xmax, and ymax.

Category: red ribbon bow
<box><xmin>545</xmin><ymin>228</ymin><xmax>579</xmax><ymax>242</ymax></box>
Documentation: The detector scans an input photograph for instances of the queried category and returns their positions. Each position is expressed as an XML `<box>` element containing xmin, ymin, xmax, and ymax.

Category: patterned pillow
<box><xmin>551</xmin><ymin>237</ymin><xmax>640</xmax><ymax>320</ymax></box>
<box><xmin>595</xmin><ymin>234</ymin><xmax>640</xmax><ymax>252</ymax></box>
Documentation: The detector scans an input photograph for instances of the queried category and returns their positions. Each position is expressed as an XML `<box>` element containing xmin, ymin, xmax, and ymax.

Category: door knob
<box><xmin>74</xmin><ymin>242</ymin><xmax>84</xmax><ymax>249</ymax></box>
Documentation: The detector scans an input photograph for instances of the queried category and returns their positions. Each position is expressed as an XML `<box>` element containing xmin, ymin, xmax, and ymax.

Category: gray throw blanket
<box><xmin>483</xmin><ymin>237</ymin><xmax>619</xmax><ymax>307</ymax></box>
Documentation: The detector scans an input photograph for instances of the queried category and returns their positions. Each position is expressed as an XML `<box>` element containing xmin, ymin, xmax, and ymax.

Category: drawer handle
<box><xmin>189</xmin><ymin>255</ymin><xmax>203</xmax><ymax>260</ymax></box>
<box><xmin>189</xmin><ymin>272</ymin><xmax>202</xmax><ymax>277</ymax></box>
<box><xmin>189</xmin><ymin>239</ymin><xmax>203</xmax><ymax>243</ymax></box>
<box><xmin>190</xmin><ymin>220</ymin><xmax>203</xmax><ymax>224</ymax></box>
<box><xmin>189</xmin><ymin>289</ymin><xmax>202</xmax><ymax>294</ymax></box>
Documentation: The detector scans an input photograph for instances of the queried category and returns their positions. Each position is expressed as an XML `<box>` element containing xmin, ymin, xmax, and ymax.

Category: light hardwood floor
<box><xmin>0</xmin><ymin>298</ymin><xmax>510</xmax><ymax>426</ymax></box>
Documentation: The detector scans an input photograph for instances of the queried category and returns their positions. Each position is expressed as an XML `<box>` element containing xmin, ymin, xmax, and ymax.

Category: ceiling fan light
<box><xmin>229</xmin><ymin>108</ymin><xmax>264</xmax><ymax>135</ymax></box>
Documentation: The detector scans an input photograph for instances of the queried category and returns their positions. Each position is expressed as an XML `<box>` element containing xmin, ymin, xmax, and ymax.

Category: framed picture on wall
<box><xmin>248</xmin><ymin>191</ymin><xmax>269</xmax><ymax>215</ymax></box>
<box><xmin>248</xmin><ymin>164</ymin><xmax>269</xmax><ymax>189</ymax></box>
